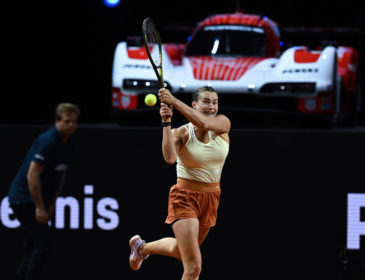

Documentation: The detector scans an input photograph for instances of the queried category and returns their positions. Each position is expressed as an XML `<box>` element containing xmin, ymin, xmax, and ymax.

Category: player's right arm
<box><xmin>27</xmin><ymin>161</ymin><xmax>48</xmax><ymax>224</ymax></box>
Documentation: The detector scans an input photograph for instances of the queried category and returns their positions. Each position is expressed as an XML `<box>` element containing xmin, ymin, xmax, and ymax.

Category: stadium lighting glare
<box><xmin>103</xmin><ymin>0</ymin><xmax>121</xmax><ymax>8</ymax></box>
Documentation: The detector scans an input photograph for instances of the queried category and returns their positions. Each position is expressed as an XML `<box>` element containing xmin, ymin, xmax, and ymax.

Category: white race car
<box><xmin>111</xmin><ymin>12</ymin><xmax>360</xmax><ymax>126</ymax></box>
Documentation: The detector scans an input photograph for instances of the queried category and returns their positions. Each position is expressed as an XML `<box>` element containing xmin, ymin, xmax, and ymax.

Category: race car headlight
<box><xmin>260</xmin><ymin>82</ymin><xmax>316</xmax><ymax>95</ymax></box>
<box><xmin>123</xmin><ymin>79</ymin><xmax>161</xmax><ymax>90</ymax></box>
<box><xmin>123</xmin><ymin>79</ymin><xmax>171</xmax><ymax>91</ymax></box>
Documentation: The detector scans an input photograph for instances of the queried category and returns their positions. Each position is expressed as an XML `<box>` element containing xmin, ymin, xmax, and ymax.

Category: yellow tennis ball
<box><xmin>144</xmin><ymin>93</ymin><xmax>157</xmax><ymax>106</ymax></box>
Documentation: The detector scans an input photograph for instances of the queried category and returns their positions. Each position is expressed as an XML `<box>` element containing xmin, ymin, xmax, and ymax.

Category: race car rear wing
<box><xmin>280</xmin><ymin>26</ymin><xmax>363</xmax><ymax>50</ymax></box>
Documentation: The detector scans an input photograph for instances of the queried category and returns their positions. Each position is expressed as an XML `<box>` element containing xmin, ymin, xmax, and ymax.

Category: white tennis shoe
<box><xmin>129</xmin><ymin>235</ymin><xmax>149</xmax><ymax>271</ymax></box>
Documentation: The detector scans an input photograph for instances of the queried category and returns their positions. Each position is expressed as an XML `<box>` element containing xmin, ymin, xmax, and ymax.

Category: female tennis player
<box><xmin>129</xmin><ymin>86</ymin><xmax>230</xmax><ymax>280</ymax></box>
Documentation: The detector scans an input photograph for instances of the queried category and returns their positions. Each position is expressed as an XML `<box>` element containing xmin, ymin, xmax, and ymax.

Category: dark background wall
<box><xmin>0</xmin><ymin>125</ymin><xmax>364</xmax><ymax>279</ymax></box>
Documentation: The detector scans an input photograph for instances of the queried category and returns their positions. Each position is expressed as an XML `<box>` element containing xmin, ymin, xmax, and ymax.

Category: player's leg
<box><xmin>135</xmin><ymin>223</ymin><xmax>210</xmax><ymax>259</ymax></box>
<box><xmin>172</xmin><ymin>218</ymin><xmax>201</xmax><ymax>280</ymax></box>
<box><xmin>129</xmin><ymin>223</ymin><xmax>211</xmax><ymax>274</ymax></box>
<box><xmin>11</xmin><ymin>204</ymin><xmax>35</xmax><ymax>279</ymax></box>
<box><xmin>140</xmin><ymin>236</ymin><xmax>181</xmax><ymax>260</ymax></box>
<box><xmin>129</xmin><ymin>234</ymin><xmax>181</xmax><ymax>271</ymax></box>
<box><xmin>10</xmin><ymin>203</ymin><xmax>53</xmax><ymax>279</ymax></box>
<box><xmin>15</xmin><ymin>228</ymin><xmax>33</xmax><ymax>279</ymax></box>
<box><xmin>25</xmin><ymin>223</ymin><xmax>53</xmax><ymax>279</ymax></box>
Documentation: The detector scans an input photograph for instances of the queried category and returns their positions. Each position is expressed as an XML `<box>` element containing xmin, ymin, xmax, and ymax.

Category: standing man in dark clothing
<box><xmin>7</xmin><ymin>102</ymin><xmax>80</xmax><ymax>280</ymax></box>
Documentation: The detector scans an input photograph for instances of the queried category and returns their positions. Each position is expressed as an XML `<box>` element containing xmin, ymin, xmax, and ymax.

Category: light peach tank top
<box><xmin>177</xmin><ymin>122</ymin><xmax>229</xmax><ymax>183</ymax></box>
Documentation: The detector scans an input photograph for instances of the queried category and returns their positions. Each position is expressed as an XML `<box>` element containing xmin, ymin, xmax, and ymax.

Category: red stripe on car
<box><xmin>188</xmin><ymin>57</ymin><xmax>264</xmax><ymax>81</ymax></box>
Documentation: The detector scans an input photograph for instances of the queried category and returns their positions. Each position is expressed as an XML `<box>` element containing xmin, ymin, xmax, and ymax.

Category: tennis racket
<box><xmin>142</xmin><ymin>18</ymin><xmax>164</xmax><ymax>89</ymax></box>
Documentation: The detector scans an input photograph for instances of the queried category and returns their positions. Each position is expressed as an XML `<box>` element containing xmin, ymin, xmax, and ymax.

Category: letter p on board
<box><xmin>347</xmin><ymin>193</ymin><xmax>365</xmax><ymax>250</ymax></box>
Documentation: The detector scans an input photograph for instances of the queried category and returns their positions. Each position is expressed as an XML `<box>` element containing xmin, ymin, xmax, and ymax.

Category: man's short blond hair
<box><xmin>55</xmin><ymin>103</ymin><xmax>80</xmax><ymax>121</ymax></box>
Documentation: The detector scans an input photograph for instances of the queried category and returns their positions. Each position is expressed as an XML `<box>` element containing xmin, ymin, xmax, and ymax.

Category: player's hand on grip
<box><xmin>160</xmin><ymin>102</ymin><xmax>173</xmax><ymax>122</ymax></box>
<box><xmin>158</xmin><ymin>88</ymin><xmax>175</xmax><ymax>106</ymax></box>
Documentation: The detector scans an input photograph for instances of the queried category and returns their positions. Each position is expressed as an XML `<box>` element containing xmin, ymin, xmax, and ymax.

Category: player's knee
<box><xmin>184</xmin><ymin>260</ymin><xmax>201</xmax><ymax>278</ymax></box>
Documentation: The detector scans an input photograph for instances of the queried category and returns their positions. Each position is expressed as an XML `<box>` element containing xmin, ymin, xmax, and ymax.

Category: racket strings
<box><xmin>146</xmin><ymin>36</ymin><xmax>161</xmax><ymax>66</ymax></box>
<box><xmin>143</xmin><ymin>19</ymin><xmax>161</xmax><ymax>67</ymax></box>
<box><xmin>143</xmin><ymin>18</ymin><xmax>157</xmax><ymax>35</ymax></box>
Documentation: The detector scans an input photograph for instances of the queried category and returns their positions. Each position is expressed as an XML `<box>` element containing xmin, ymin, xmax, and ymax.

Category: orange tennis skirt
<box><xmin>165</xmin><ymin>177</ymin><xmax>221</xmax><ymax>228</ymax></box>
